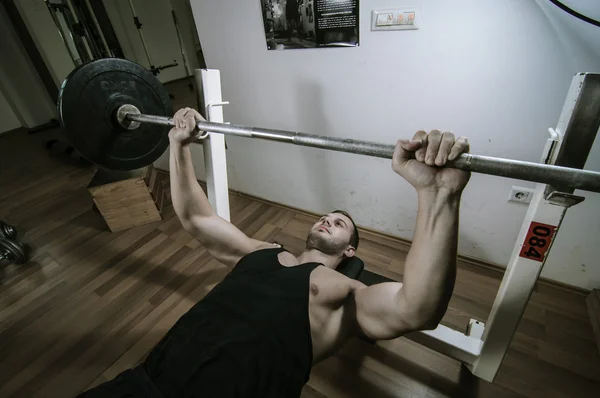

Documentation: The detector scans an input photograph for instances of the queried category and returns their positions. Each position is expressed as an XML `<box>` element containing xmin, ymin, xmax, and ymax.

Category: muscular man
<box><xmin>79</xmin><ymin>108</ymin><xmax>470</xmax><ymax>397</ymax></box>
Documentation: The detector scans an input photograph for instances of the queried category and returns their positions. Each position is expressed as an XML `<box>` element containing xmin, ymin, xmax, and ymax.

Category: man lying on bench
<box><xmin>79</xmin><ymin>107</ymin><xmax>471</xmax><ymax>398</ymax></box>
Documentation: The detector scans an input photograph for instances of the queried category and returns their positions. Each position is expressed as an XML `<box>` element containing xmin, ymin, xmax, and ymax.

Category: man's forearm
<box><xmin>169</xmin><ymin>141</ymin><xmax>215</xmax><ymax>225</ymax></box>
<box><xmin>398</xmin><ymin>189</ymin><xmax>460</xmax><ymax>328</ymax></box>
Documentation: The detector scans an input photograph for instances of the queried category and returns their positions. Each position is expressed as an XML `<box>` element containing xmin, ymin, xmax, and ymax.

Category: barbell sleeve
<box><xmin>126</xmin><ymin>112</ymin><xmax>600</xmax><ymax>194</ymax></box>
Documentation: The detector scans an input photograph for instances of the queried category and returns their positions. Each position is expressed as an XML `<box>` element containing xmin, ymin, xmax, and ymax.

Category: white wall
<box><xmin>14</xmin><ymin>0</ymin><xmax>75</xmax><ymax>86</ymax></box>
<box><xmin>103</xmin><ymin>0</ymin><xmax>202</xmax><ymax>83</ymax></box>
<box><xmin>536</xmin><ymin>0</ymin><xmax>600</xmax><ymax>71</ymax></box>
<box><xmin>161</xmin><ymin>0</ymin><xmax>600</xmax><ymax>289</ymax></box>
<box><xmin>0</xmin><ymin>3</ymin><xmax>57</xmax><ymax>128</ymax></box>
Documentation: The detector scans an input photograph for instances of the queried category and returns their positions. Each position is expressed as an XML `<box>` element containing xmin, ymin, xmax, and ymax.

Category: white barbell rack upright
<box><xmin>195</xmin><ymin>69</ymin><xmax>231</xmax><ymax>222</ymax></box>
<box><xmin>469</xmin><ymin>72</ymin><xmax>598</xmax><ymax>381</ymax></box>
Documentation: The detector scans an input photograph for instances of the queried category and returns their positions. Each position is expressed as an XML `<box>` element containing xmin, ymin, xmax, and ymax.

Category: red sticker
<box><xmin>519</xmin><ymin>221</ymin><xmax>557</xmax><ymax>262</ymax></box>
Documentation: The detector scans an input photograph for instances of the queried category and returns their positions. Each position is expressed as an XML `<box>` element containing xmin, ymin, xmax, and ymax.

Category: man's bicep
<box><xmin>353</xmin><ymin>282</ymin><xmax>416</xmax><ymax>340</ymax></box>
<box><xmin>187</xmin><ymin>215</ymin><xmax>266</xmax><ymax>266</ymax></box>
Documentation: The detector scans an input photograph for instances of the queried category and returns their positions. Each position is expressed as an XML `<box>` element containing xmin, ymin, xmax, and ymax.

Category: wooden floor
<box><xmin>1</xmin><ymin>115</ymin><xmax>600</xmax><ymax>397</ymax></box>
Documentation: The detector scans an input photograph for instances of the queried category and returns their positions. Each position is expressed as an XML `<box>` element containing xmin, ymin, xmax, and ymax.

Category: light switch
<box><xmin>376</xmin><ymin>13</ymin><xmax>394</xmax><ymax>26</ymax></box>
<box><xmin>372</xmin><ymin>9</ymin><xmax>420</xmax><ymax>31</ymax></box>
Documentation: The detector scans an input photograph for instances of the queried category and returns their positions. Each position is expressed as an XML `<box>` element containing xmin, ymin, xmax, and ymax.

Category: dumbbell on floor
<box><xmin>0</xmin><ymin>221</ymin><xmax>17</xmax><ymax>240</ymax></box>
<box><xmin>0</xmin><ymin>238</ymin><xmax>28</xmax><ymax>265</ymax></box>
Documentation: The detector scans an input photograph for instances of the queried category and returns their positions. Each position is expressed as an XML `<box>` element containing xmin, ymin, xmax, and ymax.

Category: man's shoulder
<box><xmin>251</xmin><ymin>241</ymin><xmax>282</xmax><ymax>253</ymax></box>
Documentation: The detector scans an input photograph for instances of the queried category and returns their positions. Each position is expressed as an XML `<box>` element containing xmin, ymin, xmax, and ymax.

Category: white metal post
<box><xmin>194</xmin><ymin>69</ymin><xmax>231</xmax><ymax>221</ymax></box>
<box><xmin>469</xmin><ymin>74</ymin><xmax>590</xmax><ymax>382</ymax></box>
<box><xmin>403</xmin><ymin>321</ymin><xmax>484</xmax><ymax>365</ymax></box>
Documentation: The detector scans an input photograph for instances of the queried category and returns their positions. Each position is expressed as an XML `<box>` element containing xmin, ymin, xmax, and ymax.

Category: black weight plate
<box><xmin>58</xmin><ymin>58</ymin><xmax>172</xmax><ymax>171</ymax></box>
<box><xmin>0</xmin><ymin>239</ymin><xmax>27</xmax><ymax>264</ymax></box>
<box><xmin>0</xmin><ymin>221</ymin><xmax>16</xmax><ymax>240</ymax></box>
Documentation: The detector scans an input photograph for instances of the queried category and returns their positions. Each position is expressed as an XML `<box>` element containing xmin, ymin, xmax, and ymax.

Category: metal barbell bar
<box><xmin>123</xmin><ymin>108</ymin><xmax>600</xmax><ymax>194</ymax></box>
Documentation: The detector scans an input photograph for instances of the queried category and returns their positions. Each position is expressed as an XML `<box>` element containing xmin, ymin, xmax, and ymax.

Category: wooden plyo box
<box><xmin>88</xmin><ymin>165</ymin><xmax>166</xmax><ymax>232</ymax></box>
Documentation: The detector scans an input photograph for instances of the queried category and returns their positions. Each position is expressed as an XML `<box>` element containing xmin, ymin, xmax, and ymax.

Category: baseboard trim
<box><xmin>154</xmin><ymin>168</ymin><xmax>589</xmax><ymax>296</ymax></box>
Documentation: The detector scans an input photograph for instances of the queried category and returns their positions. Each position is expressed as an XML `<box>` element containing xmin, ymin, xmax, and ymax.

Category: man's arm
<box><xmin>353</xmin><ymin>191</ymin><xmax>459</xmax><ymax>339</ymax></box>
<box><xmin>169</xmin><ymin>108</ymin><xmax>268</xmax><ymax>266</ymax></box>
<box><xmin>352</xmin><ymin>131</ymin><xmax>470</xmax><ymax>340</ymax></box>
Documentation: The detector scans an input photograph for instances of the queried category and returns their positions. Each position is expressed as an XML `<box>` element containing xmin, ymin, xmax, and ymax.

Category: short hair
<box><xmin>333</xmin><ymin>210</ymin><xmax>359</xmax><ymax>250</ymax></box>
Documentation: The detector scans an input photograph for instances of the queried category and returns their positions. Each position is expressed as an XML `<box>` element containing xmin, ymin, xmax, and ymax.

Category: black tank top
<box><xmin>144</xmin><ymin>247</ymin><xmax>321</xmax><ymax>398</ymax></box>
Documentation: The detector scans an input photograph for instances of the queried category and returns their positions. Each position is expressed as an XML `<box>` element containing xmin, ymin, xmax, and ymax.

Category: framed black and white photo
<box><xmin>260</xmin><ymin>0</ymin><xmax>359</xmax><ymax>50</ymax></box>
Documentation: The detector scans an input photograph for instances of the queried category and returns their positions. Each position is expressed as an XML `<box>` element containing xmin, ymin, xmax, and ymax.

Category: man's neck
<box><xmin>297</xmin><ymin>249</ymin><xmax>341</xmax><ymax>269</ymax></box>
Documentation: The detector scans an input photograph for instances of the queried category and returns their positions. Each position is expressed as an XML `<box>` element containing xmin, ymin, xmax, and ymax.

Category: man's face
<box><xmin>306</xmin><ymin>213</ymin><xmax>355</xmax><ymax>257</ymax></box>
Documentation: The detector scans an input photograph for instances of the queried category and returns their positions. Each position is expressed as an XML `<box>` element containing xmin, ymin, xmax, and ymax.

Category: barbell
<box><xmin>58</xmin><ymin>58</ymin><xmax>600</xmax><ymax>193</ymax></box>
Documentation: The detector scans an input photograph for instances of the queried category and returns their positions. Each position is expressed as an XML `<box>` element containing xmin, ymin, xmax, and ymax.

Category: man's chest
<box><xmin>275</xmin><ymin>251</ymin><xmax>357</xmax><ymax>337</ymax></box>
<box><xmin>308</xmin><ymin>266</ymin><xmax>355</xmax><ymax>307</ymax></box>
<box><xmin>275</xmin><ymin>252</ymin><xmax>355</xmax><ymax>306</ymax></box>
<box><xmin>306</xmin><ymin>267</ymin><xmax>359</xmax><ymax>361</ymax></box>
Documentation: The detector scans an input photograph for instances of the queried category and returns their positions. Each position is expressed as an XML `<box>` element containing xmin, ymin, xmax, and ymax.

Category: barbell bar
<box><xmin>57</xmin><ymin>58</ymin><xmax>600</xmax><ymax>193</ymax></box>
<box><xmin>124</xmin><ymin>110</ymin><xmax>600</xmax><ymax>194</ymax></box>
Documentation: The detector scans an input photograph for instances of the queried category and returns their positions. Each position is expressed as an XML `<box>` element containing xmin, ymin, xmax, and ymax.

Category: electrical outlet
<box><xmin>508</xmin><ymin>187</ymin><xmax>534</xmax><ymax>204</ymax></box>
